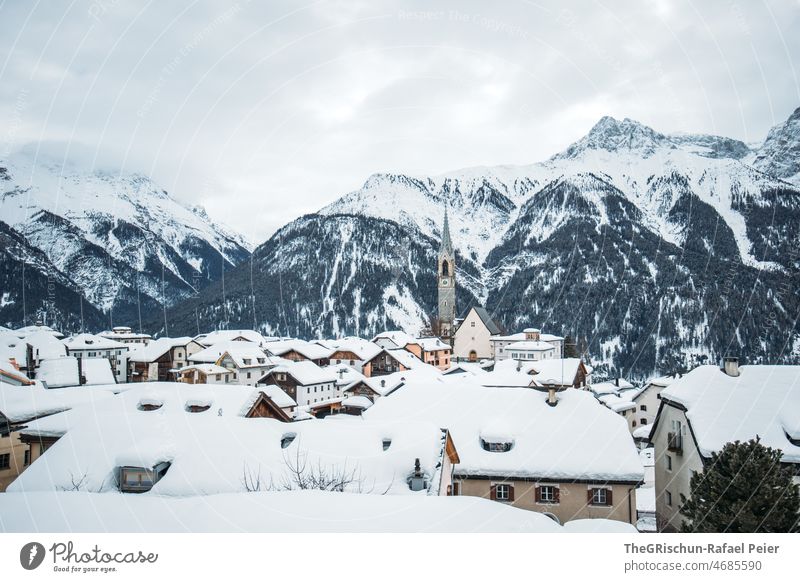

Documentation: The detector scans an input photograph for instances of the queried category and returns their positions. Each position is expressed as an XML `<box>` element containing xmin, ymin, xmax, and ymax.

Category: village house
<box><xmin>0</xmin><ymin>382</ymin><xmax>115</xmax><ymax>490</ymax></box>
<box><xmin>128</xmin><ymin>337</ymin><xmax>204</xmax><ymax>382</ymax></box>
<box><xmin>257</xmin><ymin>360</ymin><xmax>338</xmax><ymax>410</ymax></box>
<box><xmin>10</xmin><ymin>383</ymin><xmax>459</xmax><ymax>498</ymax></box>
<box><xmin>478</xmin><ymin>358</ymin><xmax>590</xmax><ymax>389</ymax></box>
<box><xmin>62</xmin><ymin>333</ymin><xmax>130</xmax><ymax>383</ymax></box>
<box><xmin>490</xmin><ymin>328</ymin><xmax>565</xmax><ymax>361</ymax></box>
<box><xmin>371</xmin><ymin>330</ymin><xmax>421</xmax><ymax>351</ymax></box>
<box><xmin>177</xmin><ymin>363</ymin><xmax>235</xmax><ymax>385</ymax></box>
<box><xmin>324</xmin><ymin>337</ymin><xmax>382</xmax><ymax>371</ymax></box>
<box><xmin>362</xmin><ymin>348</ymin><xmax>428</xmax><ymax>378</ymax></box>
<box><xmin>340</xmin><ymin>373</ymin><xmax>406</xmax><ymax>414</ymax></box>
<box><xmin>99</xmin><ymin>326</ymin><xmax>152</xmax><ymax>346</ymax></box>
<box><xmin>1</xmin><ymin>329</ymin><xmax>69</xmax><ymax>380</ymax></box>
<box><xmin>649</xmin><ymin>360</ymin><xmax>800</xmax><ymax>532</ymax></box>
<box><xmin>452</xmin><ymin>306</ymin><xmax>502</xmax><ymax>362</ymax></box>
<box><xmin>365</xmin><ymin>370</ymin><xmax>643</xmax><ymax>525</ymax></box>
<box><xmin>407</xmin><ymin>337</ymin><xmax>452</xmax><ymax>371</ymax></box>
<box><xmin>216</xmin><ymin>344</ymin><xmax>282</xmax><ymax>387</ymax></box>
<box><xmin>193</xmin><ymin>329</ymin><xmax>274</xmax><ymax>347</ymax></box>
<box><xmin>265</xmin><ymin>339</ymin><xmax>332</xmax><ymax>366</ymax></box>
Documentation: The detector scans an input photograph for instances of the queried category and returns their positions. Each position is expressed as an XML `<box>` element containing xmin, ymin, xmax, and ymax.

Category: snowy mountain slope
<box><xmin>161</xmin><ymin>107</ymin><xmax>800</xmax><ymax>379</ymax></box>
<box><xmin>751</xmin><ymin>106</ymin><xmax>800</xmax><ymax>184</ymax></box>
<box><xmin>0</xmin><ymin>150</ymin><xmax>252</xmax><ymax>326</ymax></box>
<box><xmin>0</xmin><ymin>219</ymin><xmax>108</xmax><ymax>330</ymax></box>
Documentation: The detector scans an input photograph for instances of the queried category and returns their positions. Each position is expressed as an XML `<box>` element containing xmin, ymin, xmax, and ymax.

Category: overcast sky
<box><xmin>1</xmin><ymin>0</ymin><xmax>798</xmax><ymax>243</ymax></box>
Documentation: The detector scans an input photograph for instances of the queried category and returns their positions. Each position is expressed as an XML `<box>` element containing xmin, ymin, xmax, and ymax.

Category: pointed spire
<box><xmin>439</xmin><ymin>205</ymin><xmax>453</xmax><ymax>256</ymax></box>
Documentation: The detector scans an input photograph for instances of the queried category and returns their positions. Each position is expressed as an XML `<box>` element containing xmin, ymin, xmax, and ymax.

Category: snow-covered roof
<box><xmin>658</xmin><ymin>365</ymin><xmax>800</xmax><ymax>463</ymax></box>
<box><xmin>417</xmin><ymin>337</ymin><xmax>450</xmax><ymax>352</ymax></box>
<box><xmin>341</xmin><ymin>396</ymin><xmax>373</xmax><ymax>410</ymax></box>
<box><xmin>0</xmin><ymin>490</ymin><xmax>635</xmax><ymax>532</ymax></box>
<box><xmin>128</xmin><ymin>337</ymin><xmax>193</xmax><ymax>363</ymax></box>
<box><xmin>326</xmin><ymin>363</ymin><xmax>366</xmax><ymax>387</ymax></box>
<box><xmin>384</xmin><ymin>348</ymin><xmax>428</xmax><ymax>371</ymax></box>
<box><xmin>264</xmin><ymin>339</ymin><xmax>333</xmax><ymax>361</ymax></box>
<box><xmin>443</xmin><ymin>362</ymin><xmax>489</xmax><ymax>377</ymax></box>
<box><xmin>260</xmin><ymin>384</ymin><xmax>297</xmax><ymax>409</ymax></box>
<box><xmin>371</xmin><ymin>330</ymin><xmax>419</xmax><ymax>348</ymax></box>
<box><xmin>194</xmin><ymin>329</ymin><xmax>269</xmax><ymax>347</ymax></box>
<box><xmin>540</xmin><ymin>333</ymin><xmax>564</xmax><ymax>342</ymax></box>
<box><xmin>326</xmin><ymin>337</ymin><xmax>382</xmax><ymax>360</ymax></box>
<box><xmin>632</xmin><ymin>424</ymin><xmax>653</xmax><ymax>440</ymax></box>
<box><xmin>11</xmin><ymin>403</ymin><xmax>451</xmax><ymax>497</ymax></box>
<box><xmin>177</xmin><ymin>363</ymin><xmax>230</xmax><ymax>376</ymax></box>
<box><xmin>17</xmin><ymin>383</ymin><xmax>262</xmax><ymax>439</ymax></box>
<box><xmin>0</xmin><ymin>331</ymin><xmax>28</xmax><ymax>365</ymax></box>
<box><xmin>529</xmin><ymin>358</ymin><xmax>584</xmax><ymax>386</ymax></box>
<box><xmin>216</xmin><ymin>345</ymin><xmax>280</xmax><ymax>369</ymax></box>
<box><xmin>99</xmin><ymin>330</ymin><xmax>152</xmax><ymax>341</ymax></box>
<box><xmin>0</xmin><ymin>382</ymin><xmax>116</xmax><ymax>423</ymax></box>
<box><xmin>490</xmin><ymin>332</ymin><xmax>526</xmax><ymax>342</ymax></box>
<box><xmin>263</xmin><ymin>360</ymin><xmax>337</xmax><ymax>386</ymax></box>
<box><xmin>36</xmin><ymin>358</ymin><xmax>80</xmax><ymax>388</ymax></box>
<box><xmin>20</xmin><ymin>330</ymin><xmax>68</xmax><ymax>360</ymax></box>
<box><xmin>63</xmin><ymin>333</ymin><xmax>127</xmax><ymax>351</ymax></box>
<box><xmin>365</xmin><ymin>371</ymin><xmax>643</xmax><ymax>482</ymax></box>
<box><xmin>467</xmin><ymin>307</ymin><xmax>502</xmax><ymax>335</ymax></box>
<box><xmin>597</xmin><ymin>393</ymin><xmax>637</xmax><ymax>413</ymax></box>
<box><xmin>82</xmin><ymin>358</ymin><xmax>116</xmax><ymax>385</ymax></box>
<box><xmin>505</xmin><ymin>340</ymin><xmax>555</xmax><ymax>352</ymax></box>
<box><xmin>14</xmin><ymin>325</ymin><xmax>64</xmax><ymax>338</ymax></box>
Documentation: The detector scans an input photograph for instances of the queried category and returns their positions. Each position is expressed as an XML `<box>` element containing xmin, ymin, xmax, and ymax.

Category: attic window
<box><xmin>137</xmin><ymin>399</ymin><xmax>163</xmax><ymax>412</ymax></box>
<box><xmin>481</xmin><ymin>439</ymin><xmax>513</xmax><ymax>452</ymax></box>
<box><xmin>118</xmin><ymin>462</ymin><xmax>171</xmax><ymax>493</ymax></box>
<box><xmin>280</xmin><ymin>432</ymin><xmax>297</xmax><ymax>449</ymax></box>
<box><xmin>382</xmin><ymin>438</ymin><xmax>392</xmax><ymax>451</ymax></box>
<box><xmin>186</xmin><ymin>404</ymin><xmax>211</xmax><ymax>413</ymax></box>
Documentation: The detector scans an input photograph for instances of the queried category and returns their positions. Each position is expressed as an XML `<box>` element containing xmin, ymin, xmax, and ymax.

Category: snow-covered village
<box><xmin>1</xmin><ymin>2</ymin><xmax>799</xmax><ymax>579</ymax></box>
<box><xmin>1</xmin><ymin>201</ymin><xmax>798</xmax><ymax>535</ymax></box>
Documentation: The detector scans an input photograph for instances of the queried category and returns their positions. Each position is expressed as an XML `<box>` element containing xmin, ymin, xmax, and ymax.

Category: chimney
<box><xmin>547</xmin><ymin>386</ymin><xmax>558</xmax><ymax>407</ymax></box>
<box><xmin>723</xmin><ymin>356</ymin><xmax>739</xmax><ymax>377</ymax></box>
<box><xmin>614</xmin><ymin>377</ymin><xmax>620</xmax><ymax>387</ymax></box>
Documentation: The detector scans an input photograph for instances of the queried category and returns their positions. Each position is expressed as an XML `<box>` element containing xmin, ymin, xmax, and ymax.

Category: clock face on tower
<box><xmin>441</xmin><ymin>278</ymin><xmax>449</xmax><ymax>286</ymax></box>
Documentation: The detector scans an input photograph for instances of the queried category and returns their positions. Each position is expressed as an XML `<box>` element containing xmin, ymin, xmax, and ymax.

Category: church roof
<box><xmin>439</xmin><ymin>207</ymin><xmax>453</xmax><ymax>256</ymax></box>
<box><xmin>470</xmin><ymin>307</ymin><xmax>502</xmax><ymax>335</ymax></box>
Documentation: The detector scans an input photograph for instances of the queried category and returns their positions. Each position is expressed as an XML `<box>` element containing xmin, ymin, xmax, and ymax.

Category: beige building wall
<box><xmin>0</xmin><ymin>432</ymin><xmax>29</xmax><ymax>491</ymax></box>
<box><xmin>456</xmin><ymin>478</ymin><xmax>638</xmax><ymax>525</ymax></box>
<box><xmin>652</xmin><ymin>404</ymin><xmax>703</xmax><ymax>532</ymax></box>
<box><xmin>453</xmin><ymin>310</ymin><xmax>494</xmax><ymax>360</ymax></box>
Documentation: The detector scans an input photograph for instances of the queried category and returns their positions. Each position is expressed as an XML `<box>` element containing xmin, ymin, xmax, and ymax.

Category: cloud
<box><xmin>1</xmin><ymin>0</ymin><xmax>798</xmax><ymax>243</ymax></box>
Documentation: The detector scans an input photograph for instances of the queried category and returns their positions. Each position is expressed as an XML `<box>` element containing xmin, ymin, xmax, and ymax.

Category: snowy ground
<box><xmin>0</xmin><ymin>490</ymin><xmax>637</xmax><ymax>533</ymax></box>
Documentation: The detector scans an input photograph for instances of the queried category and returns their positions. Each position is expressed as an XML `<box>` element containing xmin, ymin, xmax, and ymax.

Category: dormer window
<box><xmin>382</xmin><ymin>438</ymin><xmax>392</xmax><ymax>451</ymax></box>
<box><xmin>137</xmin><ymin>398</ymin><xmax>163</xmax><ymax>412</ymax></box>
<box><xmin>118</xmin><ymin>462</ymin><xmax>171</xmax><ymax>493</ymax></box>
<box><xmin>281</xmin><ymin>433</ymin><xmax>296</xmax><ymax>449</ymax></box>
<box><xmin>243</xmin><ymin>358</ymin><xmax>252</xmax><ymax>365</ymax></box>
<box><xmin>482</xmin><ymin>439</ymin><xmax>513</xmax><ymax>452</ymax></box>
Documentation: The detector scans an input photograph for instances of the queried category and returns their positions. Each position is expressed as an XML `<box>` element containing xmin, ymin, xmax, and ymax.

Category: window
<box><xmin>538</xmin><ymin>485</ymin><xmax>558</xmax><ymax>503</ymax></box>
<box><xmin>246</xmin><ymin>372</ymin><xmax>251</xmax><ymax>379</ymax></box>
<box><xmin>589</xmin><ymin>487</ymin><xmax>611</xmax><ymax>506</ymax></box>
<box><xmin>451</xmin><ymin>481</ymin><xmax>462</xmax><ymax>496</ymax></box>
<box><xmin>640</xmin><ymin>404</ymin><xmax>647</xmax><ymax>411</ymax></box>
<box><xmin>24</xmin><ymin>449</ymin><xmax>30</xmax><ymax>466</ymax></box>
<box><xmin>665</xmin><ymin>490</ymin><xmax>673</xmax><ymax>506</ymax></box>
<box><xmin>666</xmin><ymin>454</ymin><xmax>672</xmax><ymax>471</ymax></box>
<box><xmin>482</xmin><ymin>440</ymin><xmax>513</xmax><ymax>452</ymax></box>
<box><xmin>470</xmin><ymin>321</ymin><xmax>475</xmax><ymax>327</ymax></box>
<box><xmin>0</xmin><ymin>453</ymin><xmax>10</xmax><ymax>470</ymax></box>
<box><xmin>640</xmin><ymin>418</ymin><xmax>647</xmax><ymax>425</ymax></box>
<box><xmin>632</xmin><ymin>420</ymin><xmax>637</xmax><ymax>427</ymax></box>
<box><xmin>493</xmin><ymin>483</ymin><xmax>513</xmax><ymax>501</ymax></box>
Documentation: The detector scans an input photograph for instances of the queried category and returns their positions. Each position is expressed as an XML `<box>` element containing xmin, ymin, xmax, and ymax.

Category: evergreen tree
<box><xmin>680</xmin><ymin>438</ymin><xmax>800</xmax><ymax>533</ymax></box>
<box><xmin>564</xmin><ymin>334</ymin><xmax>579</xmax><ymax>358</ymax></box>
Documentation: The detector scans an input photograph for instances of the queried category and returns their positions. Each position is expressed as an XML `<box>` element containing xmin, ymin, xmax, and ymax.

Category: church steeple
<box><xmin>437</xmin><ymin>206</ymin><xmax>456</xmax><ymax>342</ymax></box>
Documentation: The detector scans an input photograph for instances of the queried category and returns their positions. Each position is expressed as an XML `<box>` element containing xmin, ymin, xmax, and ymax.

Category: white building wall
<box><xmin>453</xmin><ymin>311</ymin><xmax>494</xmax><ymax>360</ymax></box>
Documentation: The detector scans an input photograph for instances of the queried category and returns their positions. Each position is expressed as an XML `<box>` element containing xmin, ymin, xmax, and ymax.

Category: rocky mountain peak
<box><xmin>554</xmin><ymin>116</ymin><xmax>670</xmax><ymax>160</ymax></box>
<box><xmin>753</xmin><ymin>106</ymin><xmax>800</xmax><ymax>183</ymax></box>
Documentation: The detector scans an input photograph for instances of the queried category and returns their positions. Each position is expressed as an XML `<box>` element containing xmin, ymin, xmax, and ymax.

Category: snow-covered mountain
<box><xmin>159</xmin><ymin>107</ymin><xmax>800</xmax><ymax>379</ymax></box>
<box><xmin>0</xmin><ymin>149</ymin><xmax>252</xmax><ymax>329</ymax></box>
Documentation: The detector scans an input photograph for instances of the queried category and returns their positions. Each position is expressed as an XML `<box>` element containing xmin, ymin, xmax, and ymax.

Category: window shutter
<box><xmin>587</xmin><ymin>489</ymin><xmax>594</xmax><ymax>504</ymax></box>
<box><xmin>554</xmin><ymin>487</ymin><xmax>560</xmax><ymax>503</ymax></box>
<box><xmin>490</xmin><ymin>484</ymin><xmax>497</xmax><ymax>500</ymax></box>
<box><xmin>508</xmin><ymin>485</ymin><xmax>515</xmax><ymax>502</ymax></box>
<box><xmin>535</xmin><ymin>486</ymin><xmax>541</xmax><ymax>503</ymax></box>
<box><xmin>606</xmin><ymin>489</ymin><xmax>613</xmax><ymax>506</ymax></box>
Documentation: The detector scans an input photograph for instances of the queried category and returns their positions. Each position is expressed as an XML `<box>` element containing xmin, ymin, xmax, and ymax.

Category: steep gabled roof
<box><xmin>470</xmin><ymin>307</ymin><xmax>502</xmax><ymax>335</ymax></box>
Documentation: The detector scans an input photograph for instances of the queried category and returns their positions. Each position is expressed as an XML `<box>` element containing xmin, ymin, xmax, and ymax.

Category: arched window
<box><xmin>441</xmin><ymin>260</ymin><xmax>449</xmax><ymax>276</ymax></box>
<box><xmin>469</xmin><ymin>350</ymin><xmax>478</xmax><ymax>362</ymax></box>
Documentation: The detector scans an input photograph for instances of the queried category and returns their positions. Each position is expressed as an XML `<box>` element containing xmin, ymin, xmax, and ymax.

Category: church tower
<box><xmin>437</xmin><ymin>207</ymin><xmax>456</xmax><ymax>341</ymax></box>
